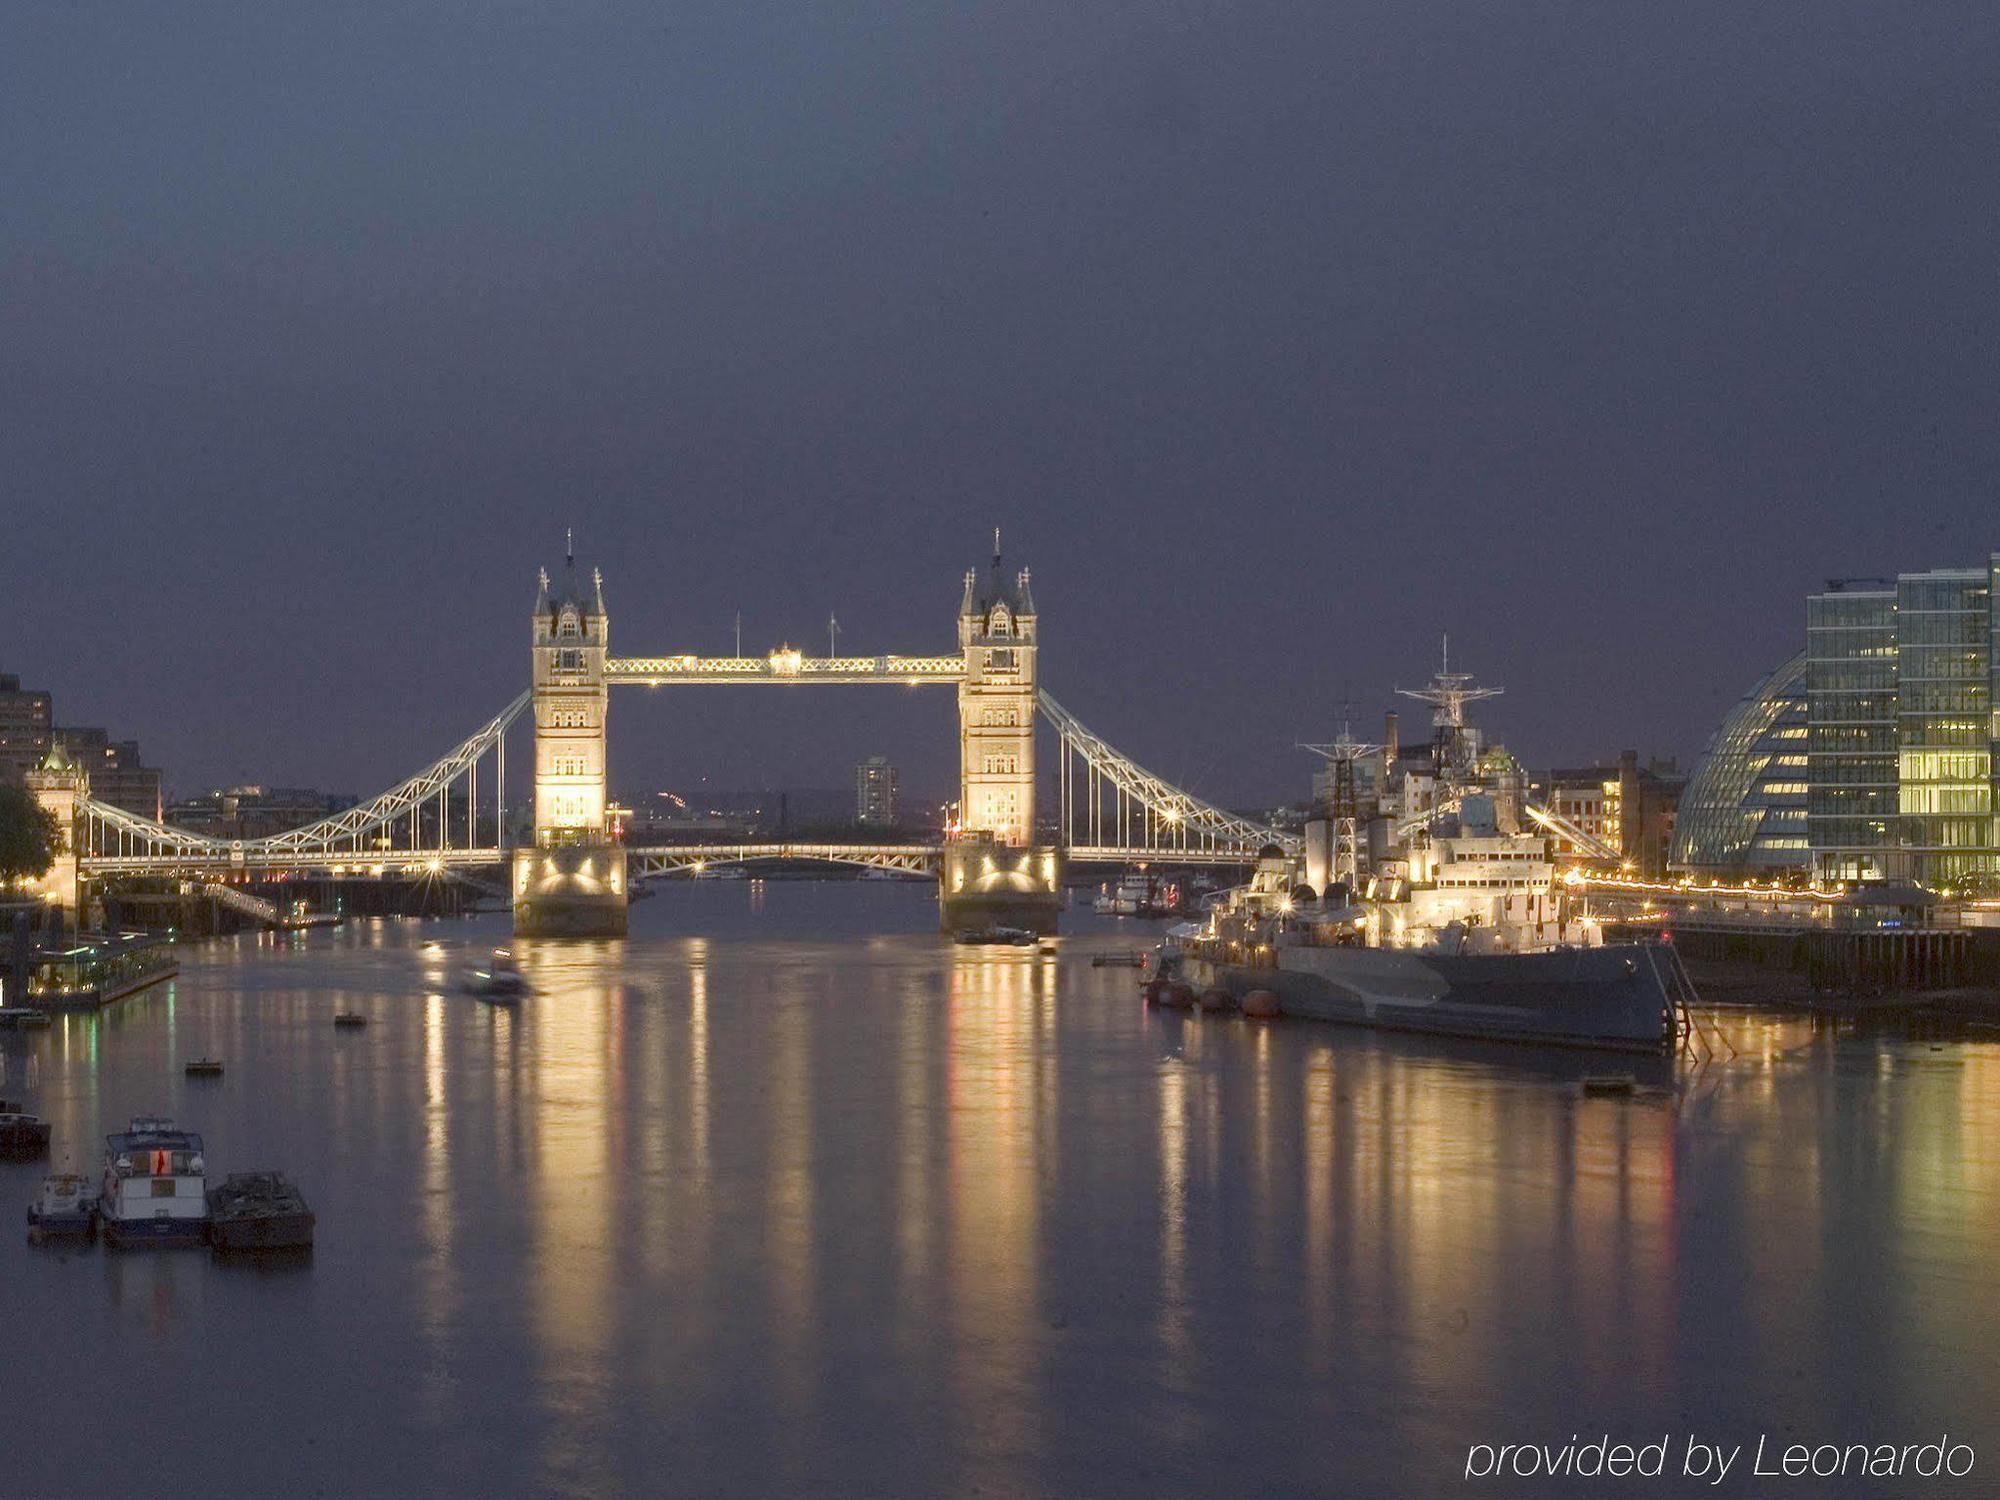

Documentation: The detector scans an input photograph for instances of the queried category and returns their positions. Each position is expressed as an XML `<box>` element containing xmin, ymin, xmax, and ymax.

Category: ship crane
<box><xmin>1522</xmin><ymin>802</ymin><xmax>1623</xmax><ymax>862</ymax></box>
<box><xmin>1393</xmin><ymin>791</ymin><xmax>1621</xmax><ymax>863</ymax></box>
<box><xmin>1300</xmin><ymin>711</ymin><xmax>1383</xmax><ymax>888</ymax></box>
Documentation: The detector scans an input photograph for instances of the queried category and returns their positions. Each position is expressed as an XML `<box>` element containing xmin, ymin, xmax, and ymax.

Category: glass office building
<box><xmin>1678</xmin><ymin>557</ymin><xmax>2000</xmax><ymax>888</ymax></box>
<box><xmin>1671</xmin><ymin>652</ymin><xmax>1810</xmax><ymax>872</ymax></box>
<box><xmin>1890</xmin><ymin>569</ymin><xmax>1992</xmax><ymax>883</ymax></box>
<box><xmin>1806</xmin><ymin>582</ymin><xmax>1901</xmax><ymax>877</ymax></box>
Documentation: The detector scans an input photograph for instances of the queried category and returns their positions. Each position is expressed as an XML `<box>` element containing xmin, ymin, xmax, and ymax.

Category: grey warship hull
<box><xmin>1184</xmin><ymin>941</ymin><xmax>1679</xmax><ymax>1054</ymax></box>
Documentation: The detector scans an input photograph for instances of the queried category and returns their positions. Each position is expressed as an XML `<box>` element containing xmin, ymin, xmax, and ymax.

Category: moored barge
<box><xmin>207</xmin><ymin>1171</ymin><xmax>315</xmax><ymax>1251</ymax></box>
<box><xmin>0</xmin><ymin>1101</ymin><xmax>52</xmax><ymax>1159</ymax></box>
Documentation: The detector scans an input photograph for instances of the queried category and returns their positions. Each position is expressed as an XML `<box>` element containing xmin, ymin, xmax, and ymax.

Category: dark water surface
<box><xmin>5</xmin><ymin>884</ymin><xmax>1997</xmax><ymax>1498</ymax></box>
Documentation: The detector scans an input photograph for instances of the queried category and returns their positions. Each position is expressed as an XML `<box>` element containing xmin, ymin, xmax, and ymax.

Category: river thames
<box><xmin>4</xmin><ymin>883</ymin><xmax>1997</xmax><ymax>1497</ymax></box>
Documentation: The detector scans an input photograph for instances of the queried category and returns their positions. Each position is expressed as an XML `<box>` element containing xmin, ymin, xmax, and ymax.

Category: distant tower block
<box><xmin>943</xmin><ymin>537</ymin><xmax>1061</xmax><ymax>934</ymax></box>
<box><xmin>514</xmin><ymin>540</ymin><xmax>627</xmax><ymax>937</ymax></box>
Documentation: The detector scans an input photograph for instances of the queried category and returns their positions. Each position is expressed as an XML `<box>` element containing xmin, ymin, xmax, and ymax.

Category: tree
<box><xmin>0</xmin><ymin>783</ymin><xmax>58</xmax><ymax>883</ymax></box>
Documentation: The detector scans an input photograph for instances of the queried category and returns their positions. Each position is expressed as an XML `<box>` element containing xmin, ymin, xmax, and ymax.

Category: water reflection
<box><xmin>526</xmin><ymin>957</ymin><xmax>617</xmax><ymax>1496</ymax></box>
<box><xmin>4</xmin><ymin>896</ymin><xmax>2000</xmax><ymax>1496</ymax></box>
<box><xmin>943</xmin><ymin>949</ymin><xmax>1048</xmax><ymax>1488</ymax></box>
<box><xmin>416</xmin><ymin>990</ymin><xmax>456</xmax><ymax>1424</ymax></box>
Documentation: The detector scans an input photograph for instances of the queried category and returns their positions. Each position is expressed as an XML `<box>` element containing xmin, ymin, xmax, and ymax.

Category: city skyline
<box><xmin>8</xmin><ymin>531</ymin><xmax>1986</xmax><ymax>813</ymax></box>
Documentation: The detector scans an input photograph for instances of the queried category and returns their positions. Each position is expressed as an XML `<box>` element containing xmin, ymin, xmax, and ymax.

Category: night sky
<box><xmin>5</xmin><ymin>3</ymin><xmax>1998</xmax><ymax>812</ymax></box>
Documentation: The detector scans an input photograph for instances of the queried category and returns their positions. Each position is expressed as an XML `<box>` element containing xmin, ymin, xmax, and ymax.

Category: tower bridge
<box><xmin>46</xmin><ymin>542</ymin><xmax>1298</xmax><ymax>936</ymax></box>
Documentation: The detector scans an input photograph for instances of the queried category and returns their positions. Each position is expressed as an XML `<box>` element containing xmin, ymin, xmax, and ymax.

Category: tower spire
<box><xmin>566</xmin><ymin>527</ymin><xmax>574</xmax><ymax>568</ymax></box>
<box><xmin>993</xmin><ymin>526</ymin><xmax>1001</xmax><ymax>566</ymax></box>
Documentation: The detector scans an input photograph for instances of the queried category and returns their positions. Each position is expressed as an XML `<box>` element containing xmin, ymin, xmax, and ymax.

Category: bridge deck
<box><xmin>84</xmin><ymin>841</ymin><xmax>1272</xmax><ymax>878</ymax></box>
<box><xmin>83</xmin><ymin>849</ymin><xmax>504</xmax><ymax>875</ymax></box>
<box><xmin>627</xmin><ymin>843</ymin><xmax>940</xmax><ymax>875</ymax></box>
<box><xmin>608</xmin><ymin>655</ymin><xmax>963</xmax><ymax>685</ymax></box>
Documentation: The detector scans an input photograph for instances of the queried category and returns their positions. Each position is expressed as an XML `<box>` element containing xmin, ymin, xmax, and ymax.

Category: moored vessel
<box><xmin>1171</xmin><ymin>659</ymin><xmax>1693</xmax><ymax>1055</ymax></box>
<box><xmin>207</xmin><ymin>1171</ymin><xmax>315</xmax><ymax>1251</ymax></box>
<box><xmin>27</xmin><ymin>1174</ymin><xmax>98</xmax><ymax>1242</ymax></box>
<box><xmin>1094</xmin><ymin>872</ymin><xmax>1178</xmax><ymax>917</ymax></box>
<box><xmin>99</xmin><ymin>1117</ymin><xmax>209</xmax><ymax>1248</ymax></box>
<box><xmin>0</xmin><ymin>1100</ymin><xmax>52</xmax><ymax>1159</ymax></box>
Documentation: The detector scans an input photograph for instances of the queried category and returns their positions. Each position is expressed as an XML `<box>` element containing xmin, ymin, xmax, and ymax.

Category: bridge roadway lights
<box><xmin>512</xmin><ymin>843</ymin><xmax>629</xmax><ymax>938</ymax></box>
<box><xmin>937</xmin><ymin>840</ymin><xmax>1063</xmax><ymax>936</ymax></box>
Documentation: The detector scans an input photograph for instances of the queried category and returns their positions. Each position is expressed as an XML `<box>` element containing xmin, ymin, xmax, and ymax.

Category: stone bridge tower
<box><xmin>531</xmin><ymin>542</ymin><xmax>609</xmax><ymax>839</ymax></box>
<box><xmin>942</xmin><ymin>539</ymin><xmax>1060</xmax><ymax>933</ymax></box>
<box><xmin>514</xmin><ymin>538</ymin><xmax>627</xmax><ymax>936</ymax></box>
<box><xmin>957</xmin><ymin>541</ymin><xmax>1037</xmax><ymax>843</ymax></box>
<box><xmin>25</xmin><ymin>742</ymin><xmax>85</xmax><ymax>916</ymax></box>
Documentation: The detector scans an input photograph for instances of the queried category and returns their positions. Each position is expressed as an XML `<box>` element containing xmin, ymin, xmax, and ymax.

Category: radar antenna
<box><xmin>1396</xmin><ymin>635</ymin><xmax>1502</xmax><ymax>778</ymax></box>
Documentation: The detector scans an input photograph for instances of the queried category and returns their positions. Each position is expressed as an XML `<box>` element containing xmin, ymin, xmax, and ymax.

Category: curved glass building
<box><xmin>1671</xmin><ymin>651</ymin><xmax>1811</xmax><ymax>872</ymax></box>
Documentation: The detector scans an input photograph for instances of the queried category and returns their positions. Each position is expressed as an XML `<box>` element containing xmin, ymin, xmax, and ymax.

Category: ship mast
<box><xmin>1300</xmin><ymin>702</ymin><xmax>1383</xmax><ymax>888</ymax></box>
<box><xmin>1396</xmin><ymin>634</ymin><xmax>1503</xmax><ymax>783</ymax></box>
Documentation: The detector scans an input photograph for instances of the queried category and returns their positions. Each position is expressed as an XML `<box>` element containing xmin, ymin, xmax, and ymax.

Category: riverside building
<box><xmin>1</xmin><ymin>671</ymin><xmax>163</xmax><ymax>820</ymax></box>
<box><xmin>0</xmin><ymin>673</ymin><xmax>54</xmax><ymax>783</ymax></box>
<box><xmin>1675</xmin><ymin>556</ymin><xmax>2000</xmax><ymax>889</ymax></box>
<box><xmin>52</xmin><ymin>728</ymin><xmax>163</xmax><ymax>822</ymax></box>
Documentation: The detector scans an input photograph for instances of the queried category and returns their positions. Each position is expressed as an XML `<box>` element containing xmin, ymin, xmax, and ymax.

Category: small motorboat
<box><xmin>954</xmin><ymin>926</ymin><xmax>1037</xmax><ymax>947</ymax></box>
<box><xmin>461</xmin><ymin>948</ymin><xmax>528</xmax><ymax>1001</ymax></box>
<box><xmin>333</xmin><ymin>1011</ymin><xmax>368</xmax><ymax>1028</ymax></box>
<box><xmin>27</xmin><ymin>1173</ymin><xmax>97</xmax><ymax>1242</ymax></box>
<box><xmin>184</xmin><ymin>1058</ymin><xmax>224</xmax><ymax>1078</ymax></box>
<box><xmin>0</xmin><ymin>1101</ymin><xmax>52</xmax><ymax>1160</ymax></box>
<box><xmin>207</xmin><ymin>1171</ymin><xmax>315</xmax><ymax>1251</ymax></box>
<box><xmin>0</xmin><ymin>1007</ymin><xmax>51</xmax><ymax>1030</ymax></box>
<box><xmin>1580</xmin><ymin>1073</ymin><xmax>1639</xmax><ymax>1097</ymax></box>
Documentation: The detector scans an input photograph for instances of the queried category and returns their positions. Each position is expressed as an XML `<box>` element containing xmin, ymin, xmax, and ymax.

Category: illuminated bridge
<box><xmin>48</xmin><ymin>541</ymin><xmax>1296</xmax><ymax>934</ymax></box>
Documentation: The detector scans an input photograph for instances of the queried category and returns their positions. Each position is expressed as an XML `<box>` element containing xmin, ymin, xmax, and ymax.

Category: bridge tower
<box><xmin>24</xmin><ymin>742</ymin><xmax>85</xmax><ymax>916</ymax></box>
<box><xmin>513</xmin><ymin>538</ymin><xmax>628</xmax><ymax>937</ymax></box>
<box><xmin>957</xmin><ymin>542</ymin><xmax>1037</xmax><ymax>843</ymax></box>
<box><xmin>941</xmin><ymin>538</ymin><xmax>1061</xmax><ymax>933</ymax></box>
